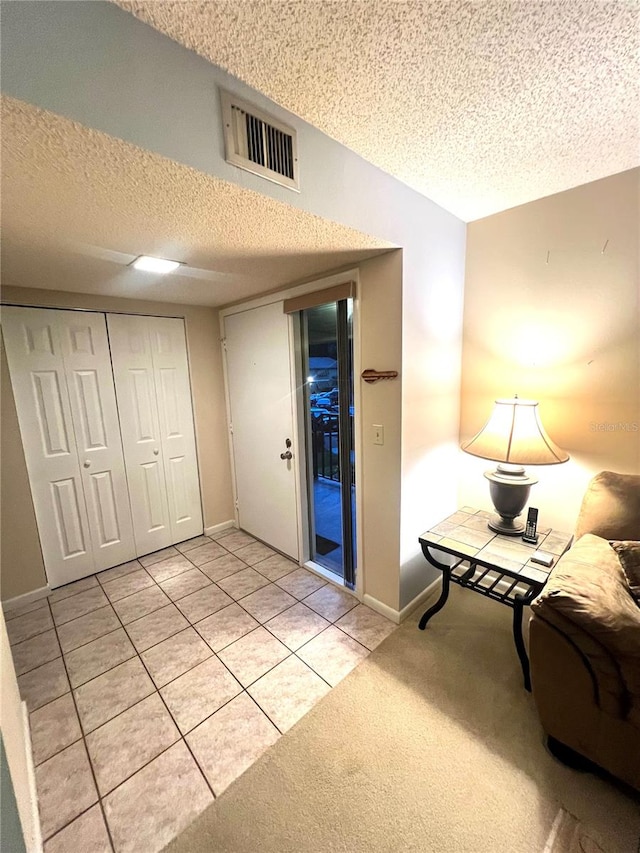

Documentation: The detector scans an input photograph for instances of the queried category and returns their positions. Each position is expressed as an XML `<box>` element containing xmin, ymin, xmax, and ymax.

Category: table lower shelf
<box><xmin>448</xmin><ymin>559</ymin><xmax>540</xmax><ymax>608</ymax></box>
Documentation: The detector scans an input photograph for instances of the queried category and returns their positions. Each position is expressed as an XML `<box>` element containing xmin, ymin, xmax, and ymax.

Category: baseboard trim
<box><xmin>204</xmin><ymin>520</ymin><xmax>236</xmax><ymax>537</ymax></box>
<box><xmin>399</xmin><ymin>578</ymin><xmax>441</xmax><ymax>623</ymax></box>
<box><xmin>2</xmin><ymin>586</ymin><xmax>50</xmax><ymax>615</ymax></box>
<box><xmin>362</xmin><ymin>595</ymin><xmax>401</xmax><ymax>624</ymax></box>
<box><xmin>363</xmin><ymin>579</ymin><xmax>441</xmax><ymax>625</ymax></box>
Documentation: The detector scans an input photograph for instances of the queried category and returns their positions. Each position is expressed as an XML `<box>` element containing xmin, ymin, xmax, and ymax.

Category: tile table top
<box><xmin>419</xmin><ymin>507</ymin><xmax>572</xmax><ymax>585</ymax></box>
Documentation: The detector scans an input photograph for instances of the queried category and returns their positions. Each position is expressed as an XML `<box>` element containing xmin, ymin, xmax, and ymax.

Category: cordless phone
<box><xmin>522</xmin><ymin>507</ymin><xmax>539</xmax><ymax>544</ymax></box>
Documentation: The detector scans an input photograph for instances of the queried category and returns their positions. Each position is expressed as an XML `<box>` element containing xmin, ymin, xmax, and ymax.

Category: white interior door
<box><xmin>224</xmin><ymin>302</ymin><xmax>299</xmax><ymax>559</ymax></box>
<box><xmin>57</xmin><ymin>311</ymin><xmax>136</xmax><ymax>571</ymax></box>
<box><xmin>107</xmin><ymin>314</ymin><xmax>173</xmax><ymax>556</ymax></box>
<box><xmin>1</xmin><ymin>307</ymin><xmax>95</xmax><ymax>586</ymax></box>
<box><xmin>148</xmin><ymin>317</ymin><xmax>203</xmax><ymax>543</ymax></box>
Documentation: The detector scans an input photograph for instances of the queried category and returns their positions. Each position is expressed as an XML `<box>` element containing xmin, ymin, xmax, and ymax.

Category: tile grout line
<box><xmin>98</xmin><ymin>561</ymin><xmax>216</xmax><ymax>784</ymax></box>
<box><xmin>25</xmin><ymin>584</ymin><xmax>372</xmax><ymax>763</ymax></box>
<box><xmin>41</xmin><ymin>571</ymin><xmax>222</xmax><ymax>834</ymax></box>
<box><xmin>161</xmin><ymin>562</ymin><xmax>319</xmax><ymax>757</ymax></box>
<box><xmin>12</xmin><ymin>537</ymin><xmax>271</xmax><ymax>845</ymax></box>
<box><xmin>208</xmin><ymin>567</ymin><xmax>373</xmax><ymax>693</ymax></box>
<box><xmin>31</xmin><ymin>560</ymin><xmax>368</xmax><ymax>709</ymax></box>
<box><xmin>3</xmin><ymin>598</ymin><xmax>50</xmax><ymax>624</ymax></box>
<box><xmin>9</xmin><ymin>530</ymin><xmax>338</xmax><ymax>640</ymax></box>
<box><xmin>82</xmin><ymin>554</ymin><xmax>360</xmax><ymax>796</ymax></box>
<box><xmin>49</xmin><ymin>577</ymin><xmax>237</xmax><ymax>692</ymax></box>
<box><xmin>225</xmin><ymin>574</ymin><xmax>371</xmax><ymax>658</ymax></box>
<box><xmin>201</xmin><ymin>567</ymin><xmax>375</xmax><ymax>727</ymax></box>
<box><xmin>24</xmin><ymin>553</ymin><xmax>216</xmax><ymax>846</ymax></box>
<box><xmin>102</xmin><ymin>576</ymin><xmax>219</xmax><ymax>805</ymax></box>
<box><xmin>53</xmin><ymin>606</ymin><xmax>125</xmax><ymax>656</ymax></box>
<box><xmin>14</xmin><ymin>532</ymin><xmax>386</xmax><ymax>850</ymax></box>
<box><xmin>9</xmin><ymin>629</ymin><xmax>63</xmax><ymax>679</ymax></box>
<box><xmin>18</xmin><ymin>561</ymin><xmax>369</xmax><ymax>718</ymax></box>
<box><xmin>7</xmin><ymin>620</ymin><xmax>56</xmax><ymax>649</ymax></box>
<box><xmin>43</xmin><ymin>595</ymin><xmax>118</xmax><ymax>853</ymax></box>
<box><xmin>42</xmin><ymin>800</ymin><xmax>111</xmax><ymax>850</ymax></box>
<box><xmin>147</xmin><ymin>553</ymin><xmax>302</xmax><ymax>742</ymax></box>
<box><xmin>6</xmin><ymin>553</ymin><xmax>335</xmax><ymax>648</ymax></box>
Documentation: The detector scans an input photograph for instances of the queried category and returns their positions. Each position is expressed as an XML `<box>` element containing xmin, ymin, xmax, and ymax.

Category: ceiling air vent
<box><xmin>221</xmin><ymin>90</ymin><xmax>299</xmax><ymax>191</ymax></box>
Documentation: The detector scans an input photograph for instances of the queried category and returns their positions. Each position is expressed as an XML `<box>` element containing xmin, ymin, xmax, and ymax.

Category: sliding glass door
<box><xmin>300</xmin><ymin>299</ymin><xmax>356</xmax><ymax>587</ymax></box>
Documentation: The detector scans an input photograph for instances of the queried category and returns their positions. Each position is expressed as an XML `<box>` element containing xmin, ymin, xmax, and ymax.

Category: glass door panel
<box><xmin>301</xmin><ymin>300</ymin><xmax>355</xmax><ymax>586</ymax></box>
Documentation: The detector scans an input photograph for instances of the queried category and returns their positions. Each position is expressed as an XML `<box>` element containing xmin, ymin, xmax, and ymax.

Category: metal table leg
<box><xmin>418</xmin><ymin>566</ymin><xmax>451</xmax><ymax>630</ymax></box>
<box><xmin>512</xmin><ymin>593</ymin><xmax>531</xmax><ymax>691</ymax></box>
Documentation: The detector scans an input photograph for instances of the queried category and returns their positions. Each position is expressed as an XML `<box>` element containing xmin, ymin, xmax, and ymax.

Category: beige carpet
<box><xmin>166</xmin><ymin>585</ymin><xmax>640</xmax><ymax>853</ymax></box>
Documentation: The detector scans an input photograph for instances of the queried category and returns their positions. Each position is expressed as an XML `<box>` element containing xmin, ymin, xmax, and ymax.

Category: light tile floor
<box><xmin>4</xmin><ymin>529</ymin><xmax>397</xmax><ymax>853</ymax></box>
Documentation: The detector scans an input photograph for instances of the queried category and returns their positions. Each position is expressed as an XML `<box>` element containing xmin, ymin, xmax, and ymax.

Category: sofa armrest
<box><xmin>530</xmin><ymin>607</ymin><xmax>624</xmax><ymax>716</ymax></box>
<box><xmin>530</xmin><ymin>614</ymin><xmax>640</xmax><ymax>790</ymax></box>
<box><xmin>530</xmin><ymin>613</ymin><xmax>615</xmax><ymax>722</ymax></box>
<box><xmin>531</xmin><ymin>534</ymin><xmax>640</xmax><ymax>719</ymax></box>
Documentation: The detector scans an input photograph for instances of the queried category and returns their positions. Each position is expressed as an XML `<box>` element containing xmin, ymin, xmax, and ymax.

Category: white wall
<box><xmin>459</xmin><ymin>170</ymin><xmax>640</xmax><ymax>534</ymax></box>
<box><xmin>1</xmin><ymin>1</ymin><xmax>466</xmax><ymax>608</ymax></box>
<box><xmin>358</xmin><ymin>253</ymin><xmax>403</xmax><ymax>611</ymax></box>
<box><xmin>399</xmin><ymin>215</ymin><xmax>466</xmax><ymax>608</ymax></box>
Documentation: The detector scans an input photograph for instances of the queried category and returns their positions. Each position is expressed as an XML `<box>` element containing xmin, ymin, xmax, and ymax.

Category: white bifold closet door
<box><xmin>107</xmin><ymin>314</ymin><xmax>203</xmax><ymax>555</ymax></box>
<box><xmin>1</xmin><ymin>307</ymin><xmax>136</xmax><ymax>587</ymax></box>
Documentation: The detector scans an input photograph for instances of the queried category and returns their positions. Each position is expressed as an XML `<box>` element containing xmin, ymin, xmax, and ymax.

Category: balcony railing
<box><xmin>311</xmin><ymin>413</ymin><xmax>338</xmax><ymax>481</ymax></box>
<box><xmin>311</xmin><ymin>413</ymin><xmax>354</xmax><ymax>484</ymax></box>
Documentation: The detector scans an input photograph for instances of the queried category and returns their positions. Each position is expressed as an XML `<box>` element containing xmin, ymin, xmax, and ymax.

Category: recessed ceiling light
<box><xmin>130</xmin><ymin>255</ymin><xmax>182</xmax><ymax>274</ymax></box>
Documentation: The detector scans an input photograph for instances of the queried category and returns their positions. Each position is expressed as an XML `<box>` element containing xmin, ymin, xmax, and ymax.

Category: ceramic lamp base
<box><xmin>484</xmin><ymin>464</ymin><xmax>538</xmax><ymax>537</ymax></box>
<box><xmin>488</xmin><ymin>514</ymin><xmax>525</xmax><ymax>535</ymax></box>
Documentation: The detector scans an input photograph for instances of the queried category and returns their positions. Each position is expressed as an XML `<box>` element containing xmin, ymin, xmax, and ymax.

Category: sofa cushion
<box><xmin>611</xmin><ymin>541</ymin><xmax>640</xmax><ymax>604</ymax></box>
<box><xmin>575</xmin><ymin>471</ymin><xmax>640</xmax><ymax>541</ymax></box>
<box><xmin>532</xmin><ymin>534</ymin><xmax>640</xmax><ymax>723</ymax></box>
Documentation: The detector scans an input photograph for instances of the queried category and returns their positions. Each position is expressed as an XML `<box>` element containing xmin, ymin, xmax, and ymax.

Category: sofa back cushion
<box><xmin>575</xmin><ymin>471</ymin><xmax>640</xmax><ymax>541</ymax></box>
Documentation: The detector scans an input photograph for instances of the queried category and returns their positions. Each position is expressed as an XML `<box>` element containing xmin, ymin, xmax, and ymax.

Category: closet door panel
<box><xmin>51</xmin><ymin>478</ymin><xmax>87</xmax><ymax>558</ymax></box>
<box><xmin>1</xmin><ymin>307</ymin><xmax>95</xmax><ymax>587</ymax></box>
<box><xmin>149</xmin><ymin>318</ymin><xmax>203</xmax><ymax>542</ymax></box>
<box><xmin>106</xmin><ymin>314</ymin><xmax>172</xmax><ymax>556</ymax></box>
<box><xmin>58</xmin><ymin>312</ymin><xmax>136</xmax><ymax>570</ymax></box>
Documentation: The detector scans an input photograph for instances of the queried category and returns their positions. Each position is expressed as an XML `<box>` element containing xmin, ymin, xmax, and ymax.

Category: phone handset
<box><xmin>522</xmin><ymin>507</ymin><xmax>539</xmax><ymax>544</ymax></box>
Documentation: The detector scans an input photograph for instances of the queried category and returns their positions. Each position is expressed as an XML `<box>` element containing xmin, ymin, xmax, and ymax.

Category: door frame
<box><xmin>219</xmin><ymin>268</ymin><xmax>364</xmax><ymax>600</ymax></box>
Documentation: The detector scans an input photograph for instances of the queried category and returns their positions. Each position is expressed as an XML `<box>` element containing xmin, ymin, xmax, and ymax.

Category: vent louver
<box><xmin>221</xmin><ymin>90</ymin><xmax>299</xmax><ymax>191</ymax></box>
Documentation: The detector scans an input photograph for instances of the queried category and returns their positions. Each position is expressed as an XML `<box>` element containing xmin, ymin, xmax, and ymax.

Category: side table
<box><xmin>418</xmin><ymin>507</ymin><xmax>572</xmax><ymax>691</ymax></box>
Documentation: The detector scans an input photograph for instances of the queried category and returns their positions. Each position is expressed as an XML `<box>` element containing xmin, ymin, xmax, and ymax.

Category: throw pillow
<box><xmin>611</xmin><ymin>540</ymin><xmax>640</xmax><ymax>603</ymax></box>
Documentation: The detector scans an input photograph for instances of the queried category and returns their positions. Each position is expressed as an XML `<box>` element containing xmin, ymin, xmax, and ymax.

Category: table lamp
<box><xmin>461</xmin><ymin>396</ymin><xmax>569</xmax><ymax>535</ymax></box>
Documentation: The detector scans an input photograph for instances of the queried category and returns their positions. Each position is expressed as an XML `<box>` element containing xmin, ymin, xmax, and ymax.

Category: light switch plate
<box><xmin>373</xmin><ymin>424</ymin><xmax>384</xmax><ymax>445</ymax></box>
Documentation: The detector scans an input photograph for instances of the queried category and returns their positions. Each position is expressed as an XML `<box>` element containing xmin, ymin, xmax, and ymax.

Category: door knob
<box><xmin>83</xmin><ymin>460</ymin><xmax>91</xmax><ymax>468</ymax></box>
<box><xmin>153</xmin><ymin>448</ymin><xmax>159</xmax><ymax>456</ymax></box>
<box><xmin>280</xmin><ymin>451</ymin><xmax>293</xmax><ymax>460</ymax></box>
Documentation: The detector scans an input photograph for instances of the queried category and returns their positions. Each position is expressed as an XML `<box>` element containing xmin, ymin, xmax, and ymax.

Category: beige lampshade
<box><xmin>461</xmin><ymin>398</ymin><xmax>569</xmax><ymax>466</ymax></box>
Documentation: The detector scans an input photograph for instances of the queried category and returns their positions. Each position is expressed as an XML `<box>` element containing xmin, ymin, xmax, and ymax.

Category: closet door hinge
<box><xmin>221</xmin><ymin>337</ymin><xmax>227</xmax><ymax>351</ymax></box>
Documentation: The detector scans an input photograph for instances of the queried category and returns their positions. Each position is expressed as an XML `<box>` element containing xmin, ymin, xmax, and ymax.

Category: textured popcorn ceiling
<box><xmin>118</xmin><ymin>0</ymin><xmax>640</xmax><ymax>221</ymax></box>
<box><xmin>1</xmin><ymin>97</ymin><xmax>390</xmax><ymax>306</ymax></box>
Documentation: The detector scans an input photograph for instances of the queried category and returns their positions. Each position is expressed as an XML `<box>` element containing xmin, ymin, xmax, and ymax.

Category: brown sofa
<box><xmin>529</xmin><ymin>471</ymin><xmax>640</xmax><ymax>791</ymax></box>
